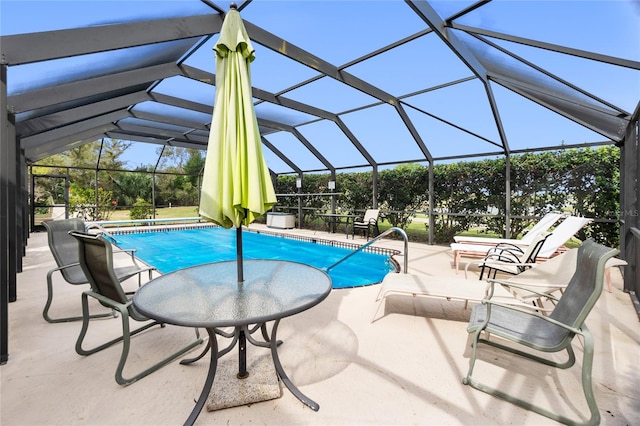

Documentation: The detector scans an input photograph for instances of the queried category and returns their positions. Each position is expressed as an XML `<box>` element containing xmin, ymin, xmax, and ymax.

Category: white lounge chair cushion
<box><xmin>376</xmin><ymin>273</ymin><xmax>531</xmax><ymax>308</ymax></box>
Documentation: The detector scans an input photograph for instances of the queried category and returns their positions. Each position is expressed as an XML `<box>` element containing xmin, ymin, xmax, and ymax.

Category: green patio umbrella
<box><xmin>199</xmin><ymin>4</ymin><xmax>277</xmax><ymax>283</ymax></box>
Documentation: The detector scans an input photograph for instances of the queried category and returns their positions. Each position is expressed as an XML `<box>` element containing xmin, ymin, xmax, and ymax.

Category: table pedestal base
<box><xmin>184</xmin><ymin>321</ymin><xmax>319</xmax><ymax>425</ymax></box>
<box><xmin>206</xmin><ymin>353</ymin><xmax>282</xmax><ymax>411</ymax></box>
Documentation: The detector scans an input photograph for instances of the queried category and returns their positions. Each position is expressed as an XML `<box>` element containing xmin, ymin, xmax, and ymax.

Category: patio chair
<box><xmin>462</xmin><ymin>240</ymin><xmax>618</xmax><ymax>426</ymax></box>
<box><xmin>453</xmin><ymin>212</ymin><xmax>563</xmax><ymax>245</ymax></box>
<box><xmin>476</xmin><ymin>231</ymin><xmax>551</xmax><ymax>280</ymax></box>
<box><xmin>42</xmin><ymin>218</ymin><xmax>155</xmax><ymax>323</ymax></box>
<box><xmin>69</xmin><ymin>230</ymin><xmax>203</xmax><ymax>386</ymax></box>
<box><xmin>352</xmin><ymin>209</ymin><xmax>380</xmax><ymax>240</ymax></box>
<box><xmin>450</xmin><ymin>216</ymin><xmax>593</xmax><ymax>272</ymax></box>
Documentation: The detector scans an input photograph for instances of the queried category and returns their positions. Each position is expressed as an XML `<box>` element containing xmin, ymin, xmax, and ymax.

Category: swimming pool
<box><xmin>112</xmin><ymin>226</ymin><xmax>398</xmax><ymax>289</ymax></box>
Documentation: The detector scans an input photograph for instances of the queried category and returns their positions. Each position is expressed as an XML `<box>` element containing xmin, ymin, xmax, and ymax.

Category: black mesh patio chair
<box><xmin>477</xmin><ymin>231</ymin><xmax>551</xmax><ymax>280</ymax></box>
<box><xmin>43</xmin><ymin>218</ymin><xmax>155</xmax><ymax>323</ymax></box>
<box><xmin>351</xmin><ymin>209</ymin><xmax>380</xmax><ymax>240</ymax></box>
<box><xmin>463</xmin><ymin>239</ymin><xmax>618</xmax><ymax>426</ymax></box>
<box><xmin>69</xmin><ymin>230</ymin><xmax>203</xmax><ymax>386</ymax></box>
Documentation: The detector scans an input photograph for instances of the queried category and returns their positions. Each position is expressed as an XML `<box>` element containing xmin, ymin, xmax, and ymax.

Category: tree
<box><xmin>183</xmin><ymin>150</ymin><xmax>205</xmax><ymax>187</ymax></box>
<box><xmin>156</xmin><ymin>146</ymin><xmax>190</xmax><ymax>170</ymax></box>
<box><xmin>378</xmin><ymin>164</ymin><xmax>428</xmax><ymax>229</ymax></box>
<box><xmin>337</xmin><ymin>172</ymin><xmax>373</xmax><ymax>213</ymax></box>
<box><xmin>112</xmin><ymin>168</ymin><xmax>153</xmax><ymax>207</ymax></box>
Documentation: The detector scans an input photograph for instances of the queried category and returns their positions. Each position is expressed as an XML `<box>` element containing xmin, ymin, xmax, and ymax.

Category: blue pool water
<box><xmin>113</xmin><ymin>227</ymin><xmax>396</xmax><ymax>289</ymax></box>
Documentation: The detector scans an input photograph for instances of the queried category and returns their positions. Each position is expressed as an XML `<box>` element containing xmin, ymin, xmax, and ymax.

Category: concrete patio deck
<box><xmin>2</xmin><ymin>224</ymin><xmax>639</xmax><ymax>425</ymax></box>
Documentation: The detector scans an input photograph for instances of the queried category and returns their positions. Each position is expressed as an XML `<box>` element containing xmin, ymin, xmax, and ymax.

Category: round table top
<box><xmin>133</xmin><ymin>259</ymin><xmax>332</xmax><ymax>328</ymax></box>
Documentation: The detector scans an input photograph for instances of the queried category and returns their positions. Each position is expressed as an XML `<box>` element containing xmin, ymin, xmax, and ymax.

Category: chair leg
<box><xmin>463</xmin><ymin>329</ymin><xmax>597</xmax><ymax>426</ymax></box>
<box><xmin>43</xmin><ymin>271</ymin><xmax>115</xmax><ymax>323</ymax></box>
<box><xmin>115</xmin><ymin>324</ymin><xmax>202</xmax><ymax>387</ymax></box>
<box><xmin>75</xmin><ymin>291</ymin><xmax>203</xmax><ymax>386</ymax></box>
<box><xmin>75</xmin><ymin>292</ymin><xmax>159</xmax><ymax>357</ymax></box>
<box><xmin>462</xmin><ymin>327</ymin><xmax>483</xmax><ymax>386</ymax></box>
<box><xmin>578</xmin><ymin>328</ymin><xmax>600</xmax><ymax>426</ymax></box>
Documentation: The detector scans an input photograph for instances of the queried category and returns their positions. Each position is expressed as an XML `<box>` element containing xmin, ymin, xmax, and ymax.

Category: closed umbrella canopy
<box><xmin>200</xmin><ymin>8</ymin><xmax>276</xmax><ymax>230</ymax></box>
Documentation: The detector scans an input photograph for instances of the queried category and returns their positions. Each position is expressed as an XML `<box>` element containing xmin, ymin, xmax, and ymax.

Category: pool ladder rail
<box><xmin>325</xmin><ymin>227</ymin><xmax>409</xmax><ymax>274</ymax></box>
<box><xmin>86</xmin><ymin>223</ymin><xmax>120</xmax><ymax>244</ymax></box>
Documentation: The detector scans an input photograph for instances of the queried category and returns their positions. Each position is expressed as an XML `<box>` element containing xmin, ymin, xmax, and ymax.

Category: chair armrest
<box><xmin>482</xmin><ymin>252</ymin><xmax>521</xmax><ymax>265</ymax></box>
<box><xmin>135</xmin><ymin>265</ymin><xmax>157</xmax><ymax>274</ymax></box>
<box><xmin>84</xmin><ymin>289</ymin><xmax>132</xmax><ymax>312</ymax></box>
<box><xmin>463</xmin><ymin>256</ymin><xmax>529</xmax><ymax>278</ymax></box>
<box><xmin>474</xmin><ymin>250</ymin><xmax>526</xmax><ymax>278</ymax></box>
<box><xmin>480</xmin><ymin>295</ymin><xmax>584</xmax><ymax>336</ymax></box>
<box><xmin>485</xmin><ymin>244</ymin><xmax>524</xmax><ymax>258</ymax></box>
<box><xmin>493</xmin><ymin>242</ymin><xmax>524</xmax><ymax>252</ymax></box>
<box><xmin>55</xmin><ymin>261</ymin><xmax>81</xmax><ymax>271</ymax></box>
<box><xmin>487</xmin><ymin>278</ymin><xmax>562</xmax><ymax>301</ymax></box>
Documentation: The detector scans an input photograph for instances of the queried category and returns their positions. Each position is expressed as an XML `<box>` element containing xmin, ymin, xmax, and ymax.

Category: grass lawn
<box><xmin>108</xmin><ymin>205</ymin><xmax>199</xmax><ymax>221</ymax></box>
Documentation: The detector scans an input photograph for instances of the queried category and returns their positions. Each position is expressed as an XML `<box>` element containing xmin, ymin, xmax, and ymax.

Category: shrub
<box><xmin>130</xmin><ymin>198</ymin><xmax>153</xmax><ymax>220</ymax></box>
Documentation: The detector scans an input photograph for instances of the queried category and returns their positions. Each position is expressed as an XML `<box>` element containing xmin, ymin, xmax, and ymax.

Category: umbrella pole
<box><xmin>236</xmin><ymin>226</ymin><xmax>244</xmax><ymax>283</ymax></box>
<box><xmin>237</xmin><ymin>328</ymin><xmax>248</xmax><ymax>379</ymax></box>
<box><xmin>236</xmin><ymin>225</ymin><xmax>249</xmax><ymax>378</ymax></box>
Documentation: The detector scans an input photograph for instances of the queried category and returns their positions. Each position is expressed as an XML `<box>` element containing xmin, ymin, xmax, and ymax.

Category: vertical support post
<box><xmin>620</xmin><ymin>118</ymin><xmax>639</xmax><ymax>296</ymax></box>
<box><xmin>296</xmin><ymin>174</ymin><xmax>303</xmax><ymax>228</ymax></box>
<box><xmin>95</xmin><ymin>139</ymin><xmax>103</xmax><ymax>219</ymax></box>
<box><xmin>1</xmin><ymin>62</ymin><xmax>14</xmax><ymax>363</ymax></box>
<box><xmin>428</xmin><ymin>161</ymin><xmax>434</xmax><ymax>245</ymax></box>
<box><xmin>151</xmin><ymin>173</ymin><xmax>156</xmax><ymax>219</ymax></box>
<box><xmin>7</xmin><ymin>119</ymin><xmax>17</xmax><ymax>301</ymax></box>
<box><xmin>329</xmin><ymin>171</ymin><xmax>336</xmax><ymax>214</ymax></box>
<box><xmin>14</xmin><ymin>144</ymin><xmax>23</xmax><ymax>273</ymax></box>
<box><xmin>372</xmin><ymin>165</ymin><xmax>378</xmax><ymax>209</ymax></box>
<box><xmin>504</xmin><ymin>154</ymin><xmax>511</xmax><ymax>239</ymax></box>
<box><xmin>20</xmin><ymin>151</ymin><xmax>28</xmax><ymax>254</ymax></box>
<box><xmin>152</xmin><ymin>145</ymin><xmax>166</xmax><ymax>220</ymax></box>
<box><xmin>94</xmin><ymin>169</ymin><xmax>99</xmax><ymax>219</ymax></box>
<box><xmin>65</xmin><ymin>168</ymin><xmax>70</xmax><ymax>219</ymax></box>
<box><xmin>29</xmin><ymin>166</ymin><xmax>35</xmax><ymax>231</ymax></box>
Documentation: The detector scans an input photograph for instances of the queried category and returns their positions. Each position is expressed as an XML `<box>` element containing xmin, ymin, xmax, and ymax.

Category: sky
<box><xmin>1</xmin><ymin>0</ymin><xmax>639</xmax><ymax>174</ymax></box>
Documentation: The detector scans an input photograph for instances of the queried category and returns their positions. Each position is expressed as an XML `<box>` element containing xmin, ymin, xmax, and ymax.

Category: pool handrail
<box><xmin>325</xmin><ymin>227</ymin><xmax>409</xmax><ymax>273</ymax></box>
<box><xmin>85</xmin><ymin>223</ymin><xmax>121</xmax><ymax>245</ymax></box>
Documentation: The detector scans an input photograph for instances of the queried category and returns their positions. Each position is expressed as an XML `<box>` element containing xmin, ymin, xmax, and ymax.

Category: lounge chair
<box><xmin>450</xmin><ymin>216</ymin><xmax>593</xmax><ymax>272</ymax></box>
<box><xmin>453</xmin><ymin>212</ymin><xmax>563</xmax><ymax>245</ymax></box>
<box><xmin>375</xmin><ymin>273</ymin><xmax>530</xmax><ymax>318</ymax></box>
<box><xmin>374</xmin><ymin>247</ymin><xmax>579</xmax><ymax>320</ymax></box>
<box><xmin>69</xmin><ymin>231</ymin><xmax>203</xmax><ymax>386</ymax></box>
<box><xmin>351</xmin><ymin>209</ymin><xmax>380</xmax><ymax>240</ymax></box>
<box><xmin>42</xmin><ymin>218</ymin><xmax>155</xmax><ymax>323</ymax></box>
<box><xmin>476</xmin><ymin>231</ymin><xmax>551</xmax><ymax>280</ymax></box>
<box><xmin>462</xmin><ymin>240</ymin><xmax>618</xmax><ymax>425</ymax></box>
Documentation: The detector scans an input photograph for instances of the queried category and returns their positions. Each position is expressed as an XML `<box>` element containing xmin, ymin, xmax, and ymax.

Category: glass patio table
<box><xmin>133</xmin><ymin>259</ymin><xmax>332</xmax><ymax>426</ymax></box>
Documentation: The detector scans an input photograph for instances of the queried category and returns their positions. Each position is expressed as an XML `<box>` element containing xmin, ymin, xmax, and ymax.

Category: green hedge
<box><xmin>275</xmin><ymin>146</ymin><xmax>620</xmax><ymax>246</ymax></box>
